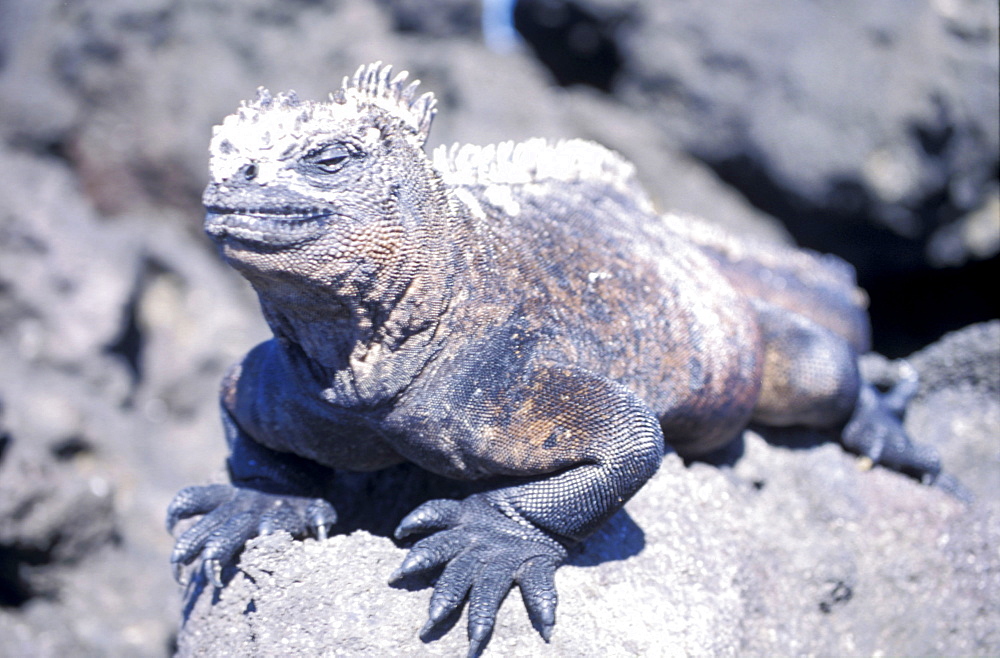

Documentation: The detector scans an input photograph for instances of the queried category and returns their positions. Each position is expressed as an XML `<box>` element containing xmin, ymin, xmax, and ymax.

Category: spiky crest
<box><xmin>245</xmin><ymin>87</ymin><xmax>301</xmax><ymax>112</ymax></box>
<box><xmin>432</xmin><ymin>138</ymin><xmax>650</xmax><ymax>204</ymax></box>
<box><xmin>211</xmin><ymin>63</ymin><xmax>436</xmax><ymax>160</ymax></box>
<box><xmin>332</xmin><ymin>62</ymin><xmax>437</xmax><ymax>145</ymax></box>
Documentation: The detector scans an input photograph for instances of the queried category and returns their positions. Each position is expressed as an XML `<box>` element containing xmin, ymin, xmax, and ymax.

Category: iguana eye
<box><xmin>308</xmin><ymin>144</ymin><xmax>354</xmax><ymax>173</ymax></box>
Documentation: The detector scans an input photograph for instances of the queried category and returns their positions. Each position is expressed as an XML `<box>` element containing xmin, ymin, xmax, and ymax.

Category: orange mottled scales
<box><xmin>169</xmin><ymin>62</ymin><xmax>957</xmax><ymax>657</ymax></box>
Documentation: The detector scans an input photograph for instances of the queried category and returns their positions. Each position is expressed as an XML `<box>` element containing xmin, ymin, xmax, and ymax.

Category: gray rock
<box><xmin>907</xmin><ymin>321</ymin><xmax>1000</xmax><ymax>500</ymax></box>
<box><xmin>0</xmin><ymin>144</ymin><xmax>265</xmax><ymax>657</ymax></box>
<box><xmin>605</xmin><ymin>0</ymin><xmax>999</xmax><ymax>266</ymax></box>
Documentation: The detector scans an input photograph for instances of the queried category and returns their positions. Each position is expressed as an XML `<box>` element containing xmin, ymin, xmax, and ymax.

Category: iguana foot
<box><xmin>167</xmin><ymin>483</ymin><xmax>336</xmax><ymax>587</ymax></box>
<box><xmin>391</xmin><ymin>495</ymin><xmax>566</xmax><ymax>657</ymax></box>
<box><xmin>846</xmin><ymin>355</ymin><xmax>972</xmax><ymax>501</ymax></box>
<box><xmin>842</xmin><ymin>382</ymin><xmax>939</xmax><ymax>480</ymax></box>
<box><xmin>842</xmin><ymin>384</ymin><xmax>973</xmax><ymax>501</ymax></box>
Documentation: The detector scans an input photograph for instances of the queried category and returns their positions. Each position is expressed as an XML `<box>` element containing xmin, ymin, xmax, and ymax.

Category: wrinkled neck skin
<box><xmin>222</xmin><ymin>174</ymin><xmax>463</xmax><ymax>407</ymax></box>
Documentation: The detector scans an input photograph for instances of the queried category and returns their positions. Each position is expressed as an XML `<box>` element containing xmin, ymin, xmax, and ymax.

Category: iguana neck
<box><xmin>244</xmin><ymin>191</ymin><xmax>463</xmax><ymax>403</ymax></box>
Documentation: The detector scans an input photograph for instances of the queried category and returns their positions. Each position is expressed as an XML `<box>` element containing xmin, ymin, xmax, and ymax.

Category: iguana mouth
<box><xmin>204</xmin><ymin>207</ymin><xmax>333</xmax><ymax>248</ymax></box>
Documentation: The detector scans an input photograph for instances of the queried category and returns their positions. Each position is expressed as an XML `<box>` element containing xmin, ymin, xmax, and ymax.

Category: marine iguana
<box><xmin>168</xmin><ymin>62</ymin><xmax>950</xmax><ymax>655</ymax></box>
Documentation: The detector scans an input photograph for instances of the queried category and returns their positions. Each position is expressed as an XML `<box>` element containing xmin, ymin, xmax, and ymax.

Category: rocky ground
<box><xmin>0</xmin><ymin>0</ymin><xmax>996</xmax><ymax>656</ymax></box>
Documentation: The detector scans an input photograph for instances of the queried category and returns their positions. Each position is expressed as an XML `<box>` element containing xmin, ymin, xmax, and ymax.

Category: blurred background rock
<box><xmin>0</xmin><ymin>1</ymin><xmax>995</xmax><ymax>655</ymax></box>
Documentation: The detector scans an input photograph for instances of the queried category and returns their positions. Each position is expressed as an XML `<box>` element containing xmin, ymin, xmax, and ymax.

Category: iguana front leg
<box><xmin>390</xmin><ymin>364</ymin><xmax>665</xmax><ymax>655</ymax></box>
<box><xmin>168</xmin><ymin>341</ymin><xmax>364</xmax><ymax>587</ymax></box>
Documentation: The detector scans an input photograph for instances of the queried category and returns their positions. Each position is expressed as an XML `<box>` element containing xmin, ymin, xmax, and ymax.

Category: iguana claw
<box><xmin>167</xmin><ymin>483</ymin><xmax>336</xmax><ymax>587</ymax></box>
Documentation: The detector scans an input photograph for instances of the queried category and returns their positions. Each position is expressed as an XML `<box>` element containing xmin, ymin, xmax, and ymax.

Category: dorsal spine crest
<box><xmin>432</xmin><ymin>138</ymin><xmax>647</xmax><ymax>201</ymax></box>
<box><xmin>245</xmin><ymin>87</ymin><xmax>301</xmax><ymax>112</ymax></box>
<box><xmin>334</xmin><ymin>62</ymin><xmax>437</xmax><ymax>144</ymax></box>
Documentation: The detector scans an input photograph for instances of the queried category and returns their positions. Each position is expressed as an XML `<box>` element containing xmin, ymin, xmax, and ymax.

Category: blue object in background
<box><xmin>482</xmin><ymin>0</ymin><xmax>522</xmax><ymax>52</ymax></box>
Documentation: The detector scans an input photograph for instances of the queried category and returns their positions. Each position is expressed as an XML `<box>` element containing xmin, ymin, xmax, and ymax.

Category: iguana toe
<box><xmin>390</xmin><ymin>526</ymin><xmax>465</xmax><ymax>583</ymax></box>
<box><xmin>394</xmin><ymin>498</ymin><xmax>461</xmax><ymax>540</ymax></box>
<box><xmin>166</xmin><ymin>483</ymin><xmax>233</xmax><ymax>533</ymax></box>
<box><xmin>516</xmin><ymin>556</ymin><xmax>559</xmax><ymax>641</ymax></box>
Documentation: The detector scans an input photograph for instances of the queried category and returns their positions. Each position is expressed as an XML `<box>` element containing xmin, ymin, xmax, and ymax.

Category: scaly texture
<box><xmin>168</xmin><ymin>62</ymin><xmax>954</xmax><ymax>655</ymax></box>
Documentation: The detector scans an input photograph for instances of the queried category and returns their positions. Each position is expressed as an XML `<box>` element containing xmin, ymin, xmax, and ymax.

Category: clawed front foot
<box><xmin>390</xmin><ymin>495</ymin><xmax>566</xmax><ymax>657</ymax></box>
<box><xmin>167</xmin><ymin>483</ymin><xmax>337</xmax><ymax>587</ymax></box>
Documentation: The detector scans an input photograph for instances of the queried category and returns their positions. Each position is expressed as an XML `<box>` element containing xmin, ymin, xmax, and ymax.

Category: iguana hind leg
<box><xmin>749</xmin><ymin>300</ymin><xmax>951</xmax><ymax>490</ymax></box>
<box><xmin>751</xmin><ymin>300</ymin><xmax>860</xmax><ymax>429</ymax></box>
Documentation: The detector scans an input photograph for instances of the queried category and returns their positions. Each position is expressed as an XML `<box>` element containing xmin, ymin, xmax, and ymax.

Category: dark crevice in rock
<box><xmin>104</xmin><ymin>274</ymin><xmax>145</xmax><ymax>388</ymax></box>
<box><xmin>0</xmin><ymin>545</ymin><xmax>41</xmax><ymax>608</ymax></box>
<box><xmin>818</xmin><ymin>580</ymin><xmax>853</xmax><ymax>613</ymax></box>
<box><xmin>865</xmin><ymin>256</ymin><xmax>1000</xmax><ymax>358</ymax></box>
<box><xmin>513</xmin><ymin>0</ymin><xmax>628</xmax><ymax>92</ymax></box>
<box><xmin>5</xmin><ymin>133</ymin><xmax>77</xmax><ymax>171</ymax></box>
<box><xmin>50</xmin><ymin>436</ymin><xmax>94</xmax><ymax>462</ymax></box>
<box><xmin>702</xmin><ymin>153</ymin><xmax>999</xmax><ymax>357</ymax></box>
<box><xmin>378</xmin><ymin>0</ymin><xmax>481</xmax><ymax>37</ymax></box>
<box><xmin>104</xmin><ymin>255</ymin><xmax>180</xmax><ymax>391</ymax></box>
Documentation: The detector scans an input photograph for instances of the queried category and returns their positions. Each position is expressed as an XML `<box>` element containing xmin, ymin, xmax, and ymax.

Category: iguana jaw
<box><xmin>204</xmin><ymin>206</ymin><xmax>334</xmax><ymax>249</ymax></box>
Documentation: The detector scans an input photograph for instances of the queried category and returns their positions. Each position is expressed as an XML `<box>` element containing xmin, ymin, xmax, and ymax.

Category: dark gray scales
<box><xmin>167</xmin><ymin>62</ymin><xmax>958</xmax><ymax>656</ymax></box>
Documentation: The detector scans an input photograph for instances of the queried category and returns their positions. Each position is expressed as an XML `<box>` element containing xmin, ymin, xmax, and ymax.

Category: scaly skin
<box><xmin>168</xmin><ymin>62</ymin><xmax>955</xmax><ymax>655</ymax></box>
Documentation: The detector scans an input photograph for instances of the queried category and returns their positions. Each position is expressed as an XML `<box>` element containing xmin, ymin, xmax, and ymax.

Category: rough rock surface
<box><xmin>0</xmin><ymin>0</ymin><xmax>996</xmax><ymax>656</ymax></box>
<box><xmin>0</xmin><ymin>144</ymin><xmax>267</xmax><ymax>656</ymax></box>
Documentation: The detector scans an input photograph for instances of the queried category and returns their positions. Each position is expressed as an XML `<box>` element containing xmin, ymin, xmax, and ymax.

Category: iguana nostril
<box><xmin>242</xmin><ymin>163</ymin><xmax>258</xmax><ymax>180</ymax></box>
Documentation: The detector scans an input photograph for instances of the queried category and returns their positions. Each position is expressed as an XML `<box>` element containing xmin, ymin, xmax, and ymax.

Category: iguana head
<box><xmin>202</xmin><ymin>63</ymin><xmax>439</xmax><ymax>296</ymax></box>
